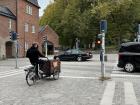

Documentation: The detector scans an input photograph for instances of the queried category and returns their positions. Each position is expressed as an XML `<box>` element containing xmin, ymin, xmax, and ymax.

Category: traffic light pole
<box><xmin>101</xmin><ymin>32</ymin><xmax>105</xmax><ymax>78</ymax></box>
<box><xmin>45</xmin><ymin>42</ymin><xmax>48</xmax><ymax>57</ymax></box>
<box><xmin>14</xmin><ymin>40</ymin><xmax>18</xmax><ymax>69</ymax></box>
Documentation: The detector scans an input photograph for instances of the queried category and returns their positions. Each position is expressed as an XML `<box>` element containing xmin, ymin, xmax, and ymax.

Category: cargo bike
<box><xmin>24</xmin><ymin>58</ymin><xmax>61</xmax><ymax>86</ymax></box>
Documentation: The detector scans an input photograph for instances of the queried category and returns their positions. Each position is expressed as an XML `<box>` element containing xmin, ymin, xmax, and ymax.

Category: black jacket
<box><xmin>26</xmin><ymin>46</ymin><xmax>44</xmax><ymax>65</ymax></box>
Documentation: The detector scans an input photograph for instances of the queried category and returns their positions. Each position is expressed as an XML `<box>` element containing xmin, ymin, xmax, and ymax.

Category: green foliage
<box><xmin>40</xmin><ymin>0</ymin><xmax>140</xmax><ymax>48</ymax></box>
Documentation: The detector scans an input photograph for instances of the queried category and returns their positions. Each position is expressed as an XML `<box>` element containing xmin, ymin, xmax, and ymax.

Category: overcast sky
<box><xmin>38</xmin><ymin>0</ymin><xmax>53</xmax><ymax>16</ymax></box>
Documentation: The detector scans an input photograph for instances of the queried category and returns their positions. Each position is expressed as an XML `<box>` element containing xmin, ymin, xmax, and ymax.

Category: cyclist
<box><xmin>26</xmin><ymin>42</ymin><xmax>45</xmax><ymax>78</ymax></box>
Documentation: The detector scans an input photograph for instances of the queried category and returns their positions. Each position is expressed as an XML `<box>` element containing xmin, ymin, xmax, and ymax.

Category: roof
<box><xmin>0</xmin><ymin>6</ymin><xmax>16</xmax><ymax>20</ymax></box>
<box><xmin>39</xmin><ymin>25</ymin><xmax>57</xmax><ymax>35</ymax></box>
<box><xmin>26</xmin><ymin>0</ymin><xmax>40</xmax><ymax>8</ymax></box>
<box><xmin>121</xmin><ymin>42</ymin><xmax>140</xmax><ymax>47</ymax></box>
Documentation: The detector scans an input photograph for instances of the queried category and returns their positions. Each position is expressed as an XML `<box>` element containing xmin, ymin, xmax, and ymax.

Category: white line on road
<box><xmin>100</xmin><ymin>81</ymin><xmax>115</xmax><ymax>105</ymax></box>
<box><xmin>0</xmin><ymin>71</ymin><xmax>24</xmax><ymax>79</ymax></box>
<box><xmin>0</xmin><ymin>70</ymin><xmax>23</xmax><ymax>76</ymax></box>
<box><xmin>60</xmin><ymin>75</ymin><xmax>98</xmax><ymax>80</ymax></box>
<box><xmin>124</xmin><ymin>82</ymin><xmax>138</xmax><ymax>105</ymax></box>
<box><xmin>111</xmin><ymin>74</ymin><xmax>140</xmax><ymax>78</ymax></box>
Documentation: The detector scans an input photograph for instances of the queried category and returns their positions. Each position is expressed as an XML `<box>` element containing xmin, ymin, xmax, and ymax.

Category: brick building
<box><xmin>39</xmin><ymin>25</ymin><xmax>60</xmax><ymax>55</ymax></box>
<box><xmin>0</xmin><ymin>0</ymin><xmax>40</xmax><ymax>59</ymax></box>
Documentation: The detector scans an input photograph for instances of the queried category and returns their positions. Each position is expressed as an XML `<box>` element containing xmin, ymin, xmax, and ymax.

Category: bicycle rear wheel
<box><xmin>26</xmin><ymin>71</ymin><xmax>36</xmax><ymax>86</ymax></box>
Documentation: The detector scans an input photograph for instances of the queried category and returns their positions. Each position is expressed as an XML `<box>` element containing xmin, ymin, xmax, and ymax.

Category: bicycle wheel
<box><xmin>26</xmin><ymin>71</ymin><xmax>36</xmax><ymax>86</ymax></box>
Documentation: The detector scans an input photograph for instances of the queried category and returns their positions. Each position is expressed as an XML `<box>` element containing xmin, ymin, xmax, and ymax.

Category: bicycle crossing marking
<box><xmin>124</xmin><ymin>82</ymin><xmax>138</xmax><ymax>105</ymax></box>
<box><xmin>100</xmin><ymin>81</ymin><xmax>115</xmax><ymax>105</ymax></box>
<box><xmin>100</xmin><ymin>81</ymin><xmax>139</xmax><ymax>105</ymax></box>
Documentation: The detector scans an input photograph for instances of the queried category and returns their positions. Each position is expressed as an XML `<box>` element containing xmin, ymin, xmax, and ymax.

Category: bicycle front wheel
<box><xmin>26</xmin><ymin>71</ymin><xmax>36</xmax><ymax>86</ymax></box>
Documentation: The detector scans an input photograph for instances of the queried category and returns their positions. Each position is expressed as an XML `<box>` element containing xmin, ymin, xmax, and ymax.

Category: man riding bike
<box><xmin>26</xmin><ymin>42</ymin><xmax>45</xmax><ymax>78</ymax></box>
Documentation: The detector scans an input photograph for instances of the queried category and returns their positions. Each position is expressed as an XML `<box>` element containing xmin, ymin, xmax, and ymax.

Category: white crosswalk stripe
<box><xmin>100</xmin><ymin>81</ymin><xmax>115</xmax><ymax>105</ymax></box>
<box><xmin>124</xmin><ymin>82</ymin><xmax>138</xmax><ymax>105</ymax></box>
<box><xmin>100</xmin><ymin>81</ymin><xmax>138</xmax><ymax>105</ymax></box>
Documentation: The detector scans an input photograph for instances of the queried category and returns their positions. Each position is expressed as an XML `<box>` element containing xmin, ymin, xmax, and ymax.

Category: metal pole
<box><xmin>101</xmin><ymin>32</ymin><xmax>105</xmax><ymax>78</ymax></box>
<box><xmin>45</xmin><ymin>41</ymin><xmax>48</xmax><ymax>57</ymax></box>
<box><xmin>15</xmin><ymin>40</ymin><xmax>18</xmax><ymax>69</ymax></box>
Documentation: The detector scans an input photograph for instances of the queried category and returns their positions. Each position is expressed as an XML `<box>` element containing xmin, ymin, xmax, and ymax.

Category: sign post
<box><xmin>15</xmin><ymin>40</ymin><xmax>18</xmax><ymax>69</ymax></box>
<box><xmin>43</xmin><ymin>35</ymin><xmax>48</xmax><ymax>57</ymax></box>
<box><xmin>75</xmin><ymin>38</ymin><xmax>80</xmax><ymax>50</ymax></box>
<box><xmin>100</xmin><ymin>20</ymin><xmax>107</xmax><ymax>78</ymax></box>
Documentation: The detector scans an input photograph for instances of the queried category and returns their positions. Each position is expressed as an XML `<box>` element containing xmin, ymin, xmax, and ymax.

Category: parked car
<box><xmin>117</xmin><ymin>42</ymin><xmax>140</xmax><ymax>72</ymax></box>
<box><xmin>54</xmin><ymin>49</ymin><xmax>93</xmax><ymax>61</ymax></box>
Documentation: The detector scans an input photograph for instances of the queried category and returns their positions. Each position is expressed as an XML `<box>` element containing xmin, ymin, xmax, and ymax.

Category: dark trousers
<box><xmin>30</xmin><ymin>60</ymin><xmax>45</xmax><ymax>77</ymax></box>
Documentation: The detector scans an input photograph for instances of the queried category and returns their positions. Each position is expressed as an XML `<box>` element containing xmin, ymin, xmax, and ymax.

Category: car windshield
<box><xmin>71</xmin><ymin>49</ymin><xmax>84</xmax><ymax>54</ymax></box>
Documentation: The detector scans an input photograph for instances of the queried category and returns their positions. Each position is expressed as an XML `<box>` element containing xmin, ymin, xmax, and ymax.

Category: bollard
<box><xmin>104</xmin><ymin>55</ymin><xmax>107</xmax><ymax>61</ymax></box>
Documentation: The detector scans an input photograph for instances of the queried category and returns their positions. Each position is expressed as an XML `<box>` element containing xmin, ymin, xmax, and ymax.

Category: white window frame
<box><xmin>32</xmin><ymin>25</ymin><xmax>35</xmax><ymax>33</ymax></box>
<box><xmin>26</xmin><ymin>5</ymin><xmax>29</xmax><ymax>14</ymax></box>
<box><xmin>26</xmin><ymin>5</ymin><xmax>32</xmax><ymax>15</ymax></box>
<box><xmin>8</xmin><ymin>19</ymin><xmax>12</xmax><ymax>30</ymax></box>
<box><xmin>25</xmin><ymin>23</ymin><xmax>29</xmax><ymax>32</ymax></box>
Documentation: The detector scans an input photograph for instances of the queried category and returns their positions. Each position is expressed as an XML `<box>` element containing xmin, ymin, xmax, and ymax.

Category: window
<box><xmin>25</xmin><ymin>23</ymin><xmax>29</xmax><ymax>32</ymax></box>
<box><xmin>8</xmin><ymin>19</ymin><xmax>12</xmax><ymax>30</ymax></box>
<box><xmin>26</xmin><ymin>5</ymin><xmax>32</xmax><ymax>15</ymax></box>
<box><xmin>32</xmin><ymin>25</ymin><xmax>35</xmax><ymax>33</ymax></box>
<box><xmin>26</xmin><ymin>5</ymin><xmax>28</xmax><ymax>14</ymax></box>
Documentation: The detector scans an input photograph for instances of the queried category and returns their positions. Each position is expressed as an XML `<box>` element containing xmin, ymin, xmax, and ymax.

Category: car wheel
<box><xmin>77</xmin><ymin>56</ymin><xmax>82</xmax><ymax>61</ymax></box>
<box><xmin>124</xmin><ymin>62</ymin><xmax>135</xmax><ymax>73</ymax></box>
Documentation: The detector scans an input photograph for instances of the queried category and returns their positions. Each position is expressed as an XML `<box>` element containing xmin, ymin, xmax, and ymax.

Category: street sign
<box><xmin>100</xmin><ymin>20</ymin><xmax>107</xmax><ymax>33</ymax></box>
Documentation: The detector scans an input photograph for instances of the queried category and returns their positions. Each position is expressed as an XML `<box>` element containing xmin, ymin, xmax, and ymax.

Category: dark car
<box><xmin>54</xmin><ymin>49</ymin><xmax>93</xmax><ymax>61</ymax></box>
<box><xmin>117</xmin><ymin>42</ymin><xmax>140</xmax><ymax>72</ymax></box>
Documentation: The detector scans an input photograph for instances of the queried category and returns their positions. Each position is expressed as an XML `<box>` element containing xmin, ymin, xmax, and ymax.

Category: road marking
<box><xmin>100</xmin><ymin>81</ymin><xmax>115</xmax><ymax>105</ymax></box>
<box><xmin>124</xmin><ymin>82</ymin><xmax>138</xmax><ymax>105</ymax></box>
<box><xmin>19</xmin><ymin>65</ymin><xmax>32</xmax><ymax>69</ymax></box>
<box><xmin>60</xmin><ymin>75</ymin><xmax>98</xmax><ymax>80</ymax></box>
<box><xmin>111</xmin><ymin>74</ymin><xmax>140</xmax><ymax>78</ymax></box>
<box><xmin>0</xmin><ymin>71</ymin><xmax>23</xmax><ymax>79</ymax></box>
<box><xmin>0</xmin><ymin>70</ymin><xmax>23</xmax><ymax>76</ymax></box>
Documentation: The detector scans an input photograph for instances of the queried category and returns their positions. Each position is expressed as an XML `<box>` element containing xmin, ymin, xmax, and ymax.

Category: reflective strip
<box><xmin>119</xmin><ymin>52</ymin><xmax>140</xmax><ymax>56</ymax></box>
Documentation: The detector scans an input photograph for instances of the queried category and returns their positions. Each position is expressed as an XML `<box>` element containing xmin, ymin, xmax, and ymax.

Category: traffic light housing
<box><xmin>96</xmin><ymin>34</ymin><xmax>102</xmax><ymax>45</ymax></box>
<box><xmin>10</xmin><ymin>31</ymin><xmax>19</xmax><ymax>40</ymax></box>
<box><xmin>43</xmin><ymin>35</ymin><xmax>47</xmax><ymax>41</ymax></box>
<box><xmin>96</xmin><ymin>38</ymin><xmax>102</xmax><ymax>45</ymax></box>
<box><xmin>95</xmin><ymin>34</ymin><xmax>102</xmax><ymax>49</ymax></box>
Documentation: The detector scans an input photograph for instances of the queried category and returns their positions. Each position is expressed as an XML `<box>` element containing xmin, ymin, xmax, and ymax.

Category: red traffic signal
<box><xmin>97</xmin><ymin>40</ymin><xmax>101</xmax><ymax>44</ymax></box>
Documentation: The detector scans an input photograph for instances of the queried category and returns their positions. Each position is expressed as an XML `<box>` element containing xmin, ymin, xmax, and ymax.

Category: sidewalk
<box><xmin>0</xmin><ymin>55</ymin><xmax>54</xmax><ymax>71</ymax></box>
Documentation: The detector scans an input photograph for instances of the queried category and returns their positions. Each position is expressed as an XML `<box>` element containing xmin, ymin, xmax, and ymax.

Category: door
<box><xmin>6</xmin><ymin>41</ymin><xmax>13</xmax><ymax>58</ymax></box>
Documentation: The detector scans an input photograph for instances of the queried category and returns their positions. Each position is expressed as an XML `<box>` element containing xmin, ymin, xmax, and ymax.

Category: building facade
<box><xmin>39</xmin><ymin>25</ymin><xmax>60</xmax><ymax>55</ymax></box>
<box><xmin>0</xmin><ymin>0</ymin><xmax>40</xmax><ymax>59</ymax></box>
